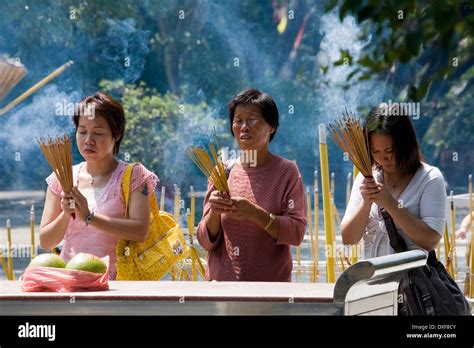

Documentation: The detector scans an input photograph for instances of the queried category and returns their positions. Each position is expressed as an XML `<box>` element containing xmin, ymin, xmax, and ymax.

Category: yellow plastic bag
<box><xmin>115</xmin><ymin>163</ymin><xmax>189</xmax><ymax>280</ymax></box>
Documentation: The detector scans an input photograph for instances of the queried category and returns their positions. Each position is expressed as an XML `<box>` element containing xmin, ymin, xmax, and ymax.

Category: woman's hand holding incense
<box><xmin>69</xmin><ymin>186</ymin><xmax>91</xmax><ymax>222</ymax></box>
<box><xmin>205</xmin><ymin>191</ymin><xmax>234</xmax><ymax>243</ymax></box>
<box><xmin>370</xmin><ymin>183</ymin><xmax>397</xmax><ymax>210</ymax></box>
<box><xmin>60</xmin><ymin>192</ymin><xmax>76</xmax><ymax>217</ymax></box>
<box><xmin>360</xmin><ymin>177</ymin><xmax>397</xmax><ymax>210</ymax></box>
<box><xmin>230</xmin><ymin>196</ymin><xmax>280</xmax><ymax>240</ymax></box>
<box><xmin>359</xmin><ymin>177</ymin><xmax>381</xmax><ymax>205</ymax></box>
<box><xmin>209</xmin><ymin>191</ymin><xmax>235</xmax><ymax>216</ymax></box>
<box><xmin>228</xmin><ymin>196</ymin><xmax>255</xmax><ymax>221</ymax></box>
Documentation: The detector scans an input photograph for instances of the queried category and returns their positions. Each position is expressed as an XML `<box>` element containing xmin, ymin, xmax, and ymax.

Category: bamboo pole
<box><xmin>330</xmin><ymin>172</ymin><xmax>337</xmax><ymax>246</ymax></box>
<box><xmin>443</xmin><ymin>222</ymin><xmax>449</xmax><ymax>265</ymax></box>
<box><xmin>330</xmin><ymin>172</ymin><xmax>343</xmax><ymax>229</ymax></box>
<box><xmin>0</xmin><ymin>249</ymin><xmax>8</xmax><ymax>279</ymax></box>
<box><xmin>30</xmin><ymin>205</ymin><xmax>35</xmax><ymax>260</ymax></box>
<box><xmin>7</xmin><ymin>219</ymin><xmax>15</xmax><ymax>280</ymax></box>
<box><xmin>0</xmin><ymin>226</ymin><xmax>9</xmax><ymax>278</ymax></box>
<box><xmin>436</xmin><ymin>181</ymin><xmax>442</xmax><ymax>258</ymax></box>
<box><xmin>450</xmin><ymin>191</ymin><xmax>458</xmax><ymax>277</ymax></box>
<box><xmin>160</xmin><ymin>186</ymin><xmax>166</xmax><ymax>211</ymax></box>
<box><xmin>347</xmin><ymin>170</ymin><xmax>358</xmax><ymax>264</ymax></box>
<box><xmin>187</xmin><ymin>208</ymin><xmax>197</xmax><ymax>281</ymax></box>
<box><xmin>313</xmin><ymin>170</ymin><xmax>319</xmax><ymax>281</ymax></box>
<box><xmin>443</xmin><ymin>222</ymin><xmax>454</xmax><ymax>277</ymax></box>
<box><xmin>295</xmin><ymin>245</ymin><xmax>301</xmax><ymax>279</ymax></box>
<box><xmin>469</xmin><ymin>174</ymin><xmax>473</xmax><ymax>298</ymax></box>
<box><xmin>350</xmin><ymin>240</ymin><xmax>359</xmax><ymax>266</ymax></box>
<box><xmin>190</xmin><ymin>186</ymin><xmax>195</xmax><ymax>231</ymax></box>
<box><xmin>0</xmin><ymin>61</ymin><xmax>74</xmax><ymax>116</ymax></box>
<box><xmin>319</xmin><ymin>124</ymin><xmax>336</xmax><ymax>283</ymax></box>
<box><xmin>306</xmin><ymin>187</ymin><xmax>315</xmax><ymax>282</ymax></box>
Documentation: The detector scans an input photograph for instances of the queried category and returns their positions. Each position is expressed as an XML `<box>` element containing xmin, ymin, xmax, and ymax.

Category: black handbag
<box><xmin>380</xmin><ymin>208</ymin><xmax>471</xmax><ymax>316</ymax></box>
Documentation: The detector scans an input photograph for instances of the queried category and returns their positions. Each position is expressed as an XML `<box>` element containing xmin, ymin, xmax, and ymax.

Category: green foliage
<box><xmin>424</xmin><ymin>81</ymin><xmax>474</xmax><ymax>150</ymax></box>
<box><xmin>327</xmin><ymin>0</ymin><xmax>474</xmax><ymax>101</ymax></box>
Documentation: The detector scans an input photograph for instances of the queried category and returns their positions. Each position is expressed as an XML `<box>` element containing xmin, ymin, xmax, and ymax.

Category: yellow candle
<box><xmin>190</xmin><ymin>186</ymin><xmax>195</xmax><ymax>233</ymax></box>
<box><xmin>450</xmin><ymin>191</ymin><xmax>457</xmax><ymax>277</ymax></box>
<box><xmin>468</xmin><ymin>174</ymin><xmax>473</xmax><ymax>298</ymax></box>
<box><xmin>187</xmin><ymin>208</ymin><xmax>196</xmax><ymax>281</ymax></box>
<box><xmin>443</xmin><ymin>222</ymin><xmax>454</xmax><ymax>277</ymax></box>
<box><xmin>313</xmin><ymin>170</ymin><xmax>319</xmax><ymax>280</ymax></box>
<box><xmin>330</xmin><ymin>172</ymin><xmax>337</xmax><ymax>246</ymax></box>
<box><xmin>319</xmin><ymin>124</ymin><xmax>336</xmax><ymax>283</ymax></box>
<box><xmin>0</xmin><ymin>252</ymin><xmax>8</xmax><ymax>279</ymax></box>
<box><xmin>7</xmin><ymin>219</ymin><xmax>14</xmax><ymax>280</ymax></box>
<box><xmin>306</xmin><ymin>187</ymin><xmax>315</xmax><ymax>282</ymax></box>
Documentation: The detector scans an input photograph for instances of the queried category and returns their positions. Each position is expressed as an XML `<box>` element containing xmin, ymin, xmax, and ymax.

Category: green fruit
<box><xmin>29</xmin><ymin>254</ymin><xmax>66</xmax><ymax>268</ymax></box>
<box><xmin>65</xmin><ymin>253</ymin><xmax>106</xmax><ymax>274</ymax></box>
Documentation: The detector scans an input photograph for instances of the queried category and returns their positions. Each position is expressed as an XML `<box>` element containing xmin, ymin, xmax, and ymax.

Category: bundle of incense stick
<box><xmin>0</xmin><ymin>57</ymin><xmax>26</xmax><ymax>101</ymax></box>
<box><xmin>37</xmin><ymin>135</ymin><xmax>75</xmax><ymax>218</ymax></box>
<box><xmin>327</xmin><ymin>108</ymin><xmax>373</xmax><ymax>177</ymax></box>
<box><xmin>186</xmin><ymin>129</ymin><xmax>230</xmax><ymax>193</ymax></box>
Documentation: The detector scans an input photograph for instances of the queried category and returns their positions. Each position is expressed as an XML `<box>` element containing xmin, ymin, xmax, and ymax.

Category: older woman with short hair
<box><xmin>197</xmin><ymin>88</ymin><xmax>307</xmax><ymax>282</ymax></box>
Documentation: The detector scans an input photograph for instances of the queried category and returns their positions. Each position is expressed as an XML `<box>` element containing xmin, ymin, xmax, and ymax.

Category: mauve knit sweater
<box><xmin>196</xmin><ymin>154</ymin><xmax>307</xmax><ymax>282</ymax></box>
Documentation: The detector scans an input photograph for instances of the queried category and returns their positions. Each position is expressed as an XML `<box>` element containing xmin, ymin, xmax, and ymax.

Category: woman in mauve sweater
<box><xmin>197</xmin><ymin>88</ymin><xmax>307</xmax><ymax>282</ymax></box>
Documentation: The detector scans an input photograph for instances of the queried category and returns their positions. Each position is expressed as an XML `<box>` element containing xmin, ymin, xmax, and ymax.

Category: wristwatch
<box><xmin>264</xmin><ymin>213</ymin><xmax>276</xmax><ymax>231</ymax></box>
<box><xmin>86</xmin><ymin>211</ymin><xmax>95</xmax><ymax>226</ymax></box>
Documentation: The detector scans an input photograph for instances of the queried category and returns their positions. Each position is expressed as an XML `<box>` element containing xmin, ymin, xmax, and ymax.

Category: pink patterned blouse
<box><xmin>45</xmin><ymin>160</ymin><xmax>158</xmax><ymax>279</ymax></box>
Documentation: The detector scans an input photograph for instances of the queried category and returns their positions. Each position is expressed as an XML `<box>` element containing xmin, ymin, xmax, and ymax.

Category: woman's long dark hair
<box><xmin>365</xmin><ymin>106</ymin><xmax>423</xmax><ymax>175</ymax></box>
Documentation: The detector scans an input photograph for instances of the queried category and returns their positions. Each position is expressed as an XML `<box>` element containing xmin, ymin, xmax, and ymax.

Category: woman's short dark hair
<box><xmin>72</xmin><ymin>92</ymin><xmax>126</xmax><ymax>155</ymax></box>
<box><xmin>228</xmin><ymin>88</ymin><xmax>279</xmax><ymax>142</ymax></box>
<box><xmin>365</xmin><ymin>105</ymin><xmax>423</xmax><ymax>175</ymax></box>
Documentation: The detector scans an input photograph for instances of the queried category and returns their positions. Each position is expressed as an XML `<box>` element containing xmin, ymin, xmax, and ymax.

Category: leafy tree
<box><xmin>325</xmin><ymin>0</ymin><xmax>474</xmax><ymax>101</ymax></box>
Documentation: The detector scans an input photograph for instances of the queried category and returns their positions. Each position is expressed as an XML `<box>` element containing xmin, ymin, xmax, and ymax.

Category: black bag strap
<box><xmin>380</xmin><ymin>208</ymin><xmax>407</xmax><ymax>253</ymax></box>
<box><xmin>380</xmin><ymin>207</ymin><xmax>438</xmax><ymax>263</ymax></box>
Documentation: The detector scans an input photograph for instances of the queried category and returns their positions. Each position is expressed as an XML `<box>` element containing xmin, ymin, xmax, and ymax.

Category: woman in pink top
<box><xmin>39</xmin><ymin>93</ymin><xmax>158</xmax><ymax>279</ymax></box>
<box><xmin>197</xmin><ymin>88</ymin><xmax>307</xmax><ymax>282</ymax></box>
